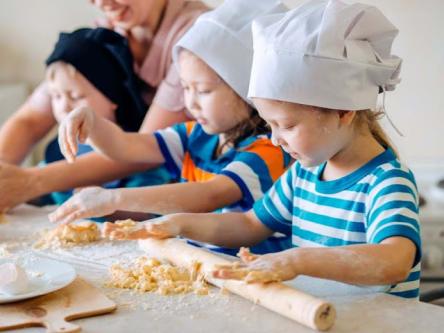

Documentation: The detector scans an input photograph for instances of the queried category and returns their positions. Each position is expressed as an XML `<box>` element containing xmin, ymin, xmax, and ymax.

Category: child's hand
<box><xmin>102</xmin><ymin>216</ymin><xmax>181</xmax><ymax>240</ymax></box>
<box><xmin>48</xmin><ymin>186</ymin><xmax>118</xmax><ymax>225</ymax></box>
<box><xmin>58</xmin><ymin>106</ymin><xmax>95</xmax><ymax>163</ymax></box>
<box><xmin>212</xmin><ymin>248</ymin><xmax>299</xmax><ymax>283</ymax></box>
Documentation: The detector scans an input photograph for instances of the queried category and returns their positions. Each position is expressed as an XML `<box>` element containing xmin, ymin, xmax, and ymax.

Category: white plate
<box><xmin>0</xmin><ymin>257</ymin><xmax>76</xmax><ymax>304</ymax></box>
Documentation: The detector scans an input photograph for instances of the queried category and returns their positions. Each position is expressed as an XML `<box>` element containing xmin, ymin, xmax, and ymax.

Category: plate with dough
<box><xmin>0</xmin><ymin>257</ymin><xmax>76</xmax><ymax>304</ymax></box>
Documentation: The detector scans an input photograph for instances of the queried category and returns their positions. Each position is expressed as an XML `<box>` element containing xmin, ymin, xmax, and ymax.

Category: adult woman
<box><xmin>0</xmin><ymin>0</ymin><xmax>208</xmax><ymax>211</ymax></box>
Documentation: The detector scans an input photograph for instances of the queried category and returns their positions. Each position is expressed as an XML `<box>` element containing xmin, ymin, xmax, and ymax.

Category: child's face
<box><xmin>179</xmin><ymin>51</ymin><xmax>250</xmax><ymax>135</ymax></box>
<box><xmin>47</xmin><ymin>63</ymin><xmax>117</xmax><ymax>124</ymax></box>
<box><xmin>90</xmin><ymin>0</ymin><xmax>159</xmax><ymax>30</ymax></box>
<box><xmin>253</xmin><ymin>98</ymin><xmax>353</xmax><ymax>167</ymax></box>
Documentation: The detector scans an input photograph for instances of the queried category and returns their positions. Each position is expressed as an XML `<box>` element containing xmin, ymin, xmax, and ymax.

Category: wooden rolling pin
<box><xmin>139</xmin><ymin>238</ymin><xmax>336</xmax><ymax>331</ymax></box>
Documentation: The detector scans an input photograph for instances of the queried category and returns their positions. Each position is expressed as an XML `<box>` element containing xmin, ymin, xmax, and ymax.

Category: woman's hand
<box><xmin>48</xmin><ymin>186</ymin><xmax>118</xmax><ymax>224</ymax></box>
<box><xmin>102</xmin><ymin>215</ymin><xmax>182</xmax><ymax>240</ymax></box>
<box><xmin>212</xmin><ymin>248</ymin><xmax>300</xmax><ymax>283</ymax></box>
<box><xmin>58</xmin><ymin>106</ymin><xmax>96</xmax><ymax>163</ymax></box>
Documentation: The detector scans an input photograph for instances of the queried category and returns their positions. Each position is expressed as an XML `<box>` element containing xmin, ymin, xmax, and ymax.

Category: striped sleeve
<box><xmin>365</xmin><ymin>166</ymin><xmax>422</xmax><ymax>266</ymax></box>
<box><xmin>220</xmin><ymin>138</ymin><xmax>289</xmax><ymax>208</ymax></box>
<box><xmin>252</xmin><ymin>164</ymin><xmax>296</xmax><ymax>235</ymax></box>
<box><xmin>154</xmin><ymin>121</ymin><xmax>195</xmax><ymax>179</ymax></box>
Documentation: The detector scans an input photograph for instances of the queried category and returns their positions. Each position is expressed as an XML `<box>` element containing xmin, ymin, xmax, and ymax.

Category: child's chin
<box><xmin>299</xmin><ymin>158</ymin><xmax>323</xmax><ymax>168</ymax></box>
<box><xmin>200</xmin><ymin>125</ymin><xmax>217</xmax><ymax>135</ymax></box>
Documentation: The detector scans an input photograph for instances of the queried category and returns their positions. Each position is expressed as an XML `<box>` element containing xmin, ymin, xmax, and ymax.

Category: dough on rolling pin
<box><xmin>34</xmin><ymin>221</ymin><xmax>100</xmax><ymax>249</ymax></box>
<box><xmin>0</xmin><ymin>262</ymin><xmax>29</xmax><ymax>295</ymax></box>
<box><xmin>106</xmin><ymin>256</ymin><xmax>209</xmax><ymax>296</ymax></box>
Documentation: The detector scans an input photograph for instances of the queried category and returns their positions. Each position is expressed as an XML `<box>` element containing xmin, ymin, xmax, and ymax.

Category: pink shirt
<box><xmin>29</xmin><ymin>0</ymin><xmax>208</xmax><ymax>116</ymax></box>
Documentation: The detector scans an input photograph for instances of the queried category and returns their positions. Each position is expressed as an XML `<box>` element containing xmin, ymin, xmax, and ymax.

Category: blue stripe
<box><xmin>406</xmin><ymin>270</ymin><xmax>421</xmax><ymax>282</ymax></box>
<box><xmin>154</xmin><ymin>132</ymin><xmax>180</xmax><ymax>179</ymax></box>
<box><xmin>220</xmin><ymin>170</ymin><xmax>255</xmax><ymax>207</ymax></box>
<box><xmin>297</xmin><ymin>165</ymin><xmax>318</xmax><ymax>183</ymax></box>
<box><xmin>174</xmin><ymin>123</ymin><xmax>190</xmax><ymax>151</ymax></box>
<box><xmin>370</xmin><ymin>169</ymin><xmax>418</xmax><ymax>201</ymax></box>
<box><xmin>370</xmin><ymin>184</ymin><xmax>417</xmax><ymax>208</ymax></box>
<box><xmin>253</xmin><ymin>198</ymin><xmax>292</xmax><ymax>235</ymax></box>
<box><xmin>368</xmin><ymin>200</ymin><xmax>418</xmax><ymax>223</ymax></box>
<box><xmin>292</xmin><ymin>225</ymin><xmax>364</xmax><ymax>246</ymax></box>
<box><xmin>371</xmin><ymin>223</ymin><xmax>422</xmax><ymax>266</ymax></box>
<box><xmin>389</xmin><ymin>289</ymin><xmax>419</xmax><ymax>299</ymax></box>
<box><xmin>273</xmin><ymin>178</ymin><xmax>294</xmax><ymax>215</ymax></box>
<box><xmin>293</xmin><ymin>206</ymin><xmax>366</xmax><ymax>232</ymax></box>
<box><xmin>231</xmin><ymin>151</ymin><xmax>275</xmax><ymax>194</ymax></box>
<box><xmin>294</xmin><ymin>187</ymin><xmax>366</xmax><ymax>213</ymax></box>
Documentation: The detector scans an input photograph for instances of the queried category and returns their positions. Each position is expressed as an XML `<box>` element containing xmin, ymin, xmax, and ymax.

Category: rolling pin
<box><xmin>139</xmin><ymin>238</ymin><xmax>336</xmax><ymax>331</ymax></box>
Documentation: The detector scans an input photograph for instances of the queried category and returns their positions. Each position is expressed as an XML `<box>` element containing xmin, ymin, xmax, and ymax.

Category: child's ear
<box><xmin>338</xmin><ymin>110</ymin><xmax>356</xmax><ymax>126</ymax></box>
<box><xmin>110</xmin><ymin>102</ymin><xmax>118</xmax><ymax>112</ymax></box>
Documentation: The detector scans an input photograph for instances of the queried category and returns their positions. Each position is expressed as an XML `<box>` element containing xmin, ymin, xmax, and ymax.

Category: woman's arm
<box><xmin>49</xmin><ymin>174</ymin><xmax>244</xmax><ymax>224</ymax></box>
<box><xmin>0</xmin><ymin>103</ymin><xmax>189</xmax><ymax>212</ymax></box>
<box><xmin>0</xmin><ymin>100</ymin><xmax>56</xmax><ymax>165</ymax></box>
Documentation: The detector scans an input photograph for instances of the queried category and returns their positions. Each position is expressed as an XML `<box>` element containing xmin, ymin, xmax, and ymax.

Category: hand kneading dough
<box><xmin>0</xmin><ymin>262</ymin><xmax>29</xmax><ymax>295</ymax></box>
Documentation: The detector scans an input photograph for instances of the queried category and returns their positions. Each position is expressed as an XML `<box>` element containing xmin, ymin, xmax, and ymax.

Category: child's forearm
<box><xmin>114</xmin><ymin>180</ymin><xmax>240</xmax><ymax>215</ymax></box>
<box><xmin>88</xmin><ymin>117</ymin><xmax>164</xmax><ymax>164</ymax></box>
<box><xmin>168</xmin><ymin>211</ymin><xmax>273</xmax><ymax>248</ymax></box>
<box><xmin>285</xmin><ymin>239</ymin><xmax>415</xmax><ymax>285</ymax></box>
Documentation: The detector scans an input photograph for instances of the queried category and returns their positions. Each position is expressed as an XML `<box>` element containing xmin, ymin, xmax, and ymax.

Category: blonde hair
<box><xmin>46</xmin><ymin>61</ymin><xmax>77</xmax><ymax>82</ymax></box>
<box><xmin>353</xmin><ymin>109</ymin><xmax>398</xmax><ymax>156</ymax></box>
<box><xmin>316</xmin><ymin>106</ymin><xmax>398</xmax><ymax>156</ymax></box>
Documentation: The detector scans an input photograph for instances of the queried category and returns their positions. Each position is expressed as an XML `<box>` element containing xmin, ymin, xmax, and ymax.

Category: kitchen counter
<box><xmin>1</xmin><ymin>204</ymin><xmax>444</xmax><ymax>333</ymax></box>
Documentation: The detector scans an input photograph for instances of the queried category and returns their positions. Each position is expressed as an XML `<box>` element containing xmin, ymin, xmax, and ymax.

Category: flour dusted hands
<box><xmin>58</xmin><ymin>106</ymin><xmax>96</xmax><ymax>163</ymax></box>
<box><xmin>48</xmin><ymin>186</ymin><xmax>118</xmax><ymax>224</ymax></box>
<box><xmin>212</xmin><ymin>248</ymin><xmax>299</xmax><ymax>283</ymax></box>
<box><xmin>102</xmin><ymin>216</ymin><xmax>181</xmax><ymax>240</ymax></box>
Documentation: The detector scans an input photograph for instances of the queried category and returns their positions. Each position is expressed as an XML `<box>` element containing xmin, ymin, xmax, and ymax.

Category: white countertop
<box><xmin>1</xmin><ymin>204</ymin><xmax>444</xmax><ymax>333</ymax></box>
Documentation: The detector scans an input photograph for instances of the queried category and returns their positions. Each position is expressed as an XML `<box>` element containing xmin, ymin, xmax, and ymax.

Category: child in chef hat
<box><xmin>50</xmin><ymin>0</ymin><xmax>293</xmax><ymax>256</ymax></box>
<box><xmin>124</xmin><ymin>0</ymin><xmax>421</xmax><ymax>299</ymax></box>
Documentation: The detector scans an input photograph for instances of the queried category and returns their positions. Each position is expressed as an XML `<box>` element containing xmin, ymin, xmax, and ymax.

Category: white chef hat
<box><xmin>248</xmin><ymin>0</ymin><xmax>402</xmax><ymax>111</ymax></box>
<box><xmin>173</xmin><ymin>0</ymin><xmax>287</xmax><ymax>103</ymax></box>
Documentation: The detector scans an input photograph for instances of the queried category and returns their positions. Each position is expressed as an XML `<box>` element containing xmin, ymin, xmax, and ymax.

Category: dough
<box><xmin>106</xmin><ymin>256</ymin><xmax>209</xmax><ymax>296</ymax></box>
<box><xmin>0</xmin><ymin>262</ymin><xmax>29</xmax><ymax>295</ymax></box>
<box><xmin>35</xmin><ymin>221</ymin><xmax>100</xmax><ymax>249</ymax></box>
<box><xmin>213</xmin><ymin>248</ymin><xmax>281</xmax><ymax>284</ymax></box>
<box><xmin>107</xmin><ymin>219</ymin><xmax>138</xmax><ymax>240</ymax></box>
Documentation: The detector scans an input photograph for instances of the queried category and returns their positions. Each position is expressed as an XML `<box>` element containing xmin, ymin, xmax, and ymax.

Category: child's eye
<box><xmin>71</xmin><ymin>94</ymin><xmax>85</xmax><ymax>101</ymax></box>
<box><xmin>197</xmin><ymin>89</ymin><xmax>212</xmax><ymax>95</ymax></box>
<box><xmin>280</xmin><ymin>124</ymin><xmax>296</xmax><ymax>130</ymax></box>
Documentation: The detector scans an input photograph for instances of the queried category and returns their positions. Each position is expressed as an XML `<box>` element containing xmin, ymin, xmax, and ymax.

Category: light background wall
<box><xmin>0</xmin><ymin>0</ymin><xmax>443</xmax><ymax>164</ymax></box>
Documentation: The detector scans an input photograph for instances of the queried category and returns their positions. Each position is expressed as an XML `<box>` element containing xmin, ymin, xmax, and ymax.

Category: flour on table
<box><xmin>106</xmin><ymin>256</ymin><xmax>209</xmax><ymax>296</ymax></box>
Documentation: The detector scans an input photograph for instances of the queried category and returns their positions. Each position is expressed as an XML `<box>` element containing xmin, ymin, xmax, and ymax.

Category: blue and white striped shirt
<box><xmin>253</xmin><ymin>148</ymin><xmax>421</xmax><ymax>298</ymax></box>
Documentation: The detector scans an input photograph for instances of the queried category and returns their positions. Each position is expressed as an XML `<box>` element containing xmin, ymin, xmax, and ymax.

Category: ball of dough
<box><xmin>0</xmin><ymin>262</ymin><xmax>29</xmax><ymax>295</ymax></box>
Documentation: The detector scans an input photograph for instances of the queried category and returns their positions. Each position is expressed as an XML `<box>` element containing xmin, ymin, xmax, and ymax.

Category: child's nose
<box><xmin>186</xmin><ymin>91</ymin><xmax>201</xmax><ymax>115</ymax></box>
<box><xmin>271</xmin><ymin>130</ymin><xmax>283</xmax><ymax>146</ymax></box>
